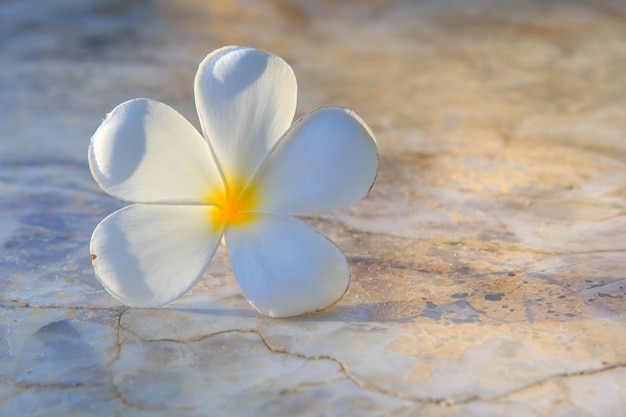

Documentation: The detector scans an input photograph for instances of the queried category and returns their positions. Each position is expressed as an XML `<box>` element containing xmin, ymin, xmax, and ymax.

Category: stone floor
<box><xmin>1</xmin><ymin>0</ymin><xmax>626</xmax><ymax>415</ymax></box>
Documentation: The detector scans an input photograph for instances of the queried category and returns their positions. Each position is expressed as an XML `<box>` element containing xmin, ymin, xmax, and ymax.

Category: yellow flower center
<box><xmin>206</xmin><ymin>177</ymin><xmax>259</xmax><ymax>231</ymax></box>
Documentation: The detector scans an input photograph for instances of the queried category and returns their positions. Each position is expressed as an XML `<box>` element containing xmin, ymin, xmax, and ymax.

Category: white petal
<box><xmin>194</xmin><ymin>46</ymin><xmax>297</xmax><ymax>184</ymax></box>
<box><xmin>90</xmin><ymin>204</ymin><xmax>221</xmax><ymax>307</ymax></box>
<box><xmin>89</xmin><ymin>98</ymin><xmax>222</xmax><ymax>203</ymax></box>
<box><xmin>253</xmin><ymin>106</ymin><xmax>378</xmax><ymax>215</ymax></box>
<box><xmin>224</xmin><ymin>213</ymin><xmax>349</xmax><ymax>318</ymax></box>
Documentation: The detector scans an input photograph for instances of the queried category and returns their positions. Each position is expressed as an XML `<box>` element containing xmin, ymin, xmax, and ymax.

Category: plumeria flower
<box><xmin>88</xmin><ymin>46</ymin><xmax>378</xmax><ymax>317</ymax></box>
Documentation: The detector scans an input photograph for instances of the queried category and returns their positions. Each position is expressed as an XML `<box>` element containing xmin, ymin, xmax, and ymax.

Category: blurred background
<box><xmin>4</xmin><ymin>0</ymin><xmax>626</xmax><ymax>162</ymax></box>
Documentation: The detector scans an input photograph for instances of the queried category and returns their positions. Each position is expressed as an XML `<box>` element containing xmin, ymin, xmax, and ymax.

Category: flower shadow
<box><xmin>175</xmin><ymin>303</ymin><xmax>386</xmax><ymax>322</ymax></box>
<box><xmin>94</xmin><ymin>213</ymin><xmax>156</xmax><ymax>303</ymax></box>
<box><xmin>90</xmin><ymin>99</ymin><xmax>149</xmax><ymax>186</ymax></box>
<box><xmin>207</xmin><ymin>47</ymin><xmax>269</xmax><ymax>99</ymax></box>
<box><xmin>172</xmin><ymin>306</ymin><xmax>261</xmax><ymax>319</ymax></box>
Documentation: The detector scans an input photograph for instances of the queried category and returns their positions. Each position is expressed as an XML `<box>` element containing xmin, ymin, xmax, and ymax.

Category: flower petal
<box><xmin>224</xmin><ymin>213</ymin><xmax>349</xmax><ymax>318</ymax></box>
<box><xmin>89</xmin><ymin>98</ymin><xmax>222</xmax><ymax>203</ymax></box>
<box><xmin>194</xmin><ymin>46</ymin><xmax>297</xmax><ymax>185</ymax></box>
<box><xmin>90</xmin><ymin>204</ymin><xmax>221</xmax><ymax>307</ymax></box>
<box><xmin>253</xmin><ymin>106</ymin><xmax>378</xmax><ymax>215</ymax></box>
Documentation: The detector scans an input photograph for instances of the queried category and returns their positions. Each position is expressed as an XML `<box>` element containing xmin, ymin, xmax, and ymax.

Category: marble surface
<box><xmin>1</xmin><ymin>0</ymin><xmax>626</xmax><ymax>415</ymax></box>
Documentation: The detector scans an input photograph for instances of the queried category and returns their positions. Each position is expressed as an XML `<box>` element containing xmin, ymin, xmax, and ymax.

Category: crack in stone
<box><xmin>6</xmin><ymin>304</ymin><xmax>625</xmax><ymax>410</ymax></box>
<box><xmin>110</xmin><ymin>324</ymin><xmax>445</xmax><ymax>406</ymax></box>
<box><xmin>103</xmin><ymin>307</ymin><xmax>167</xmax><ymax>412</ymax></box>
<box><xmin>105</xmin><ymin>308</ymin><xmax>201</xmax><ymax>413</ymax></box>
<box><xmin>222</xmin><ymin>329</ymin><xmax>626</xmax><ymax>409</ymax></box>
<box><xmin>445</xmin><ymin>362</ymin><xmax>626</xmax><ymax>407</ymax></box>
<box><xmin>249</xmin><ymin>329</ymin><xmax>436</xmax><ymax>403</ymax></box>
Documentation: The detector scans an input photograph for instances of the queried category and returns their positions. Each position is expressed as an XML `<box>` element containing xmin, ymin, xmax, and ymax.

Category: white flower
<box><xmin>88</xmin><ymin>46</ymin><xmax>378</xmax><ymax>317</ymax></box>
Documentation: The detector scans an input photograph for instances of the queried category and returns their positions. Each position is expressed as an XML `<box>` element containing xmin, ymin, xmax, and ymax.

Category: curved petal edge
<box><xmin>89</xmin><ymin>98</ymin><xmax>222</xmax><ymax>204</ymax></box>
<box><xmin>194</xmin><ymin>46</ymin><xmax>297</xmax><ymax>186</ymax></box>
<box><xmin>224</xmin><ymin>213</ymin><xmax>349</xmax><ymax>318</ymax></box>
<box><xmin>90</xmin><ymin>204</ymin><xmax>222</xmax><ymax>307</ymax></box>
<box><xmin>253</xmin><ymin>106</ymin><xmax>378</xmax><ymax>215</ymax></box>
